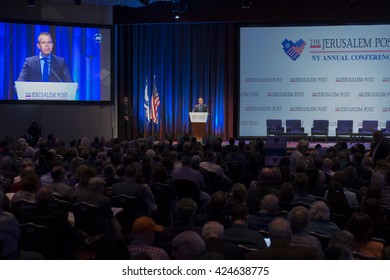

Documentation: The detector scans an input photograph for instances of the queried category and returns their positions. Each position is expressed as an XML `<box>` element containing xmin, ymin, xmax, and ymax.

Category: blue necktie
<box><xmin>42</xmin><ymin>57</ymin><xmax>49</xmax><ymax>82</ymax></box>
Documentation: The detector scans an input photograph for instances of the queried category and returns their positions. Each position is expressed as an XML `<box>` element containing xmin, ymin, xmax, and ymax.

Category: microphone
<box><xmin>48</xmin><ymin>61</ymin><xmax>63</xmax><ymax>82</ymax></box>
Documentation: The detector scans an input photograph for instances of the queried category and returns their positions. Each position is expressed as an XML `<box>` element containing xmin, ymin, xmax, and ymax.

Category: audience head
<box><xmin>288</xmin><ymin>206</ymin><xmax>310</xmax><ymax>233</ymax></box>
<box><xmin>202</xmin><ymin>221</ymin><xmax>224</xmax><ymax>240</ymax></box>
<box><xmin>309</xmin><ymin>200</ymin><xmax>330</xmax><ymax>221</ymax></box>
<box><xmin>268</xmin><ymin>217</ymin><xmax>292</xmax><ymax>242</ymax></box>
<box><xmin>293</xmin><ymin>173</ymin><xmax>310</xmax><ymax>193</ymax></box>
<box><xmin>176</xmin><ymin>198</ymin><xmax>198</xmax><ymax>223</ymax></box>
<box><xmin>347</xmin><ymin>212</ymin><xmax>373</xmax><ymax>242</ymax></box>
<box><xmin>280</xmin><ymin>183</ymin><xmax>294</xmax><ymax>204</ymax></box>
<box><xmin>231</xmin><ymin>183</ymin><xmax>247</xmax><ymax>204</ymax></box>
<box><xmin>87</xmin><ymin>177</ymin><xmax>106</xmax><ymax>193</ymax></box>
<box><xmin>172</xmin><ymin>231</ymin><xmax>205</xmax><ymax>260</ymax></box>
<box><xmin>260</xmin><ymin>194</ymin><xmax>279</xmax><ymax>213</ymax></box>
<box><xmin>21</xmin><ymin>173</ymin><xmax>40</xmax><ymax>192</ymax></box>
<box><xmin>229</xmin><ymin>203</ymin><xmax>249</xmax><ymax>223</ymax></box>
<box><xmin>259</xmin><ymin>167</ymin><xmax>273</xmax><ymax>182</ymax></box>
<box><xmin>297</xmin><ymin>140</ymin><xmax>309</xmax><ymax>154</ymax></box>
<box><xmin>35</xmin><ymin>185</ymin><xmax>54</xmax><ymax>206</ymax></box>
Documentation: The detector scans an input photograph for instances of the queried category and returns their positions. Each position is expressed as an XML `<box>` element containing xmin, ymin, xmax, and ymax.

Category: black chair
<box><xmin>50</xmin><ymin>198</ymin><xmax>72</xmax><ymax>214</ymax></box>
<box><xmin>19</xmin><ymin>222</ymin><xmax>51</xmax><ymax>259</ymax></box>
<box><xmin>381</xmin><ymin>121</ymin><xmax>390</xmax><ymax>137</ymax></box>
<box><xmin>150</xmin><ymin>183</ymin><xmax>176</xmax><ymax>226</ymax></box>
<box><xmin>10</xmin><ymin>199</ymin><xmax>36</xmax><ymax>220</ymax></box>
<box><xmin>266</xmin><ymin>119</ymin><xmax>284</xmax><ymax>136</ymax></box>
<box><xmin>311</xmin><ymin>120</ymin><xmax>329</xmax><ymax>143</ymax></box>
<box><xmin>336</xmin><ymin>120</ymin><xmax>353</xmax><ymax>143</ymax></box>
<box><xmin>309</xmin><ymin>231</ymin><xmax>331</xmax><ymax>252</ymax></box>
<box><xmin>110</xmin><ymin>194</ymin><xmax>139</xmax><ymax>236</ymax></box>
<box><xmin>173</xmin><ymin>179</ymin><xmax>201</xmax><ymax>208</ymax></box>
<box><xmin>72</xmin><ymin>202</ymin><xmax>105</xmax><ymax>259</ymax></box>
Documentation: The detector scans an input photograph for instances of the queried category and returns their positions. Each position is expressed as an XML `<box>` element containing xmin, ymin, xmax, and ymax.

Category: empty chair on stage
<box><xmin>381</xmin><ymin>121</ymin><xmax>390</xmax><ymax>136</ymax></box>
<box><xmin>266</xmin><ymin>119</ymin><xmax>284</xmax><ymax>136</ymax></box>
<box><xmin>336</xmin><ymin>120</ymin><xmax>353</xmax><ymax>142</ymax></box>
<box><xmin>285</xmin><ymin>119</ymin><xmax>305</xmax><ymax>138</ymax></box>
<box><xmin>311</xmin><ymin>120</ymin><xmax>329</xmax><ymax>143</ymax></box>
<box><xmin>358</xmin><ymin>120</ymin><xmax>378</xmax><ymax>135</ymax></box>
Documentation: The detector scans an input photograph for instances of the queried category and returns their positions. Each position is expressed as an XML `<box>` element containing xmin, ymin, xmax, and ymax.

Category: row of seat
<box><xmin>267</xmin><ymin>119</ymin><xmax>390</xmax><ymax>142</ymax></box>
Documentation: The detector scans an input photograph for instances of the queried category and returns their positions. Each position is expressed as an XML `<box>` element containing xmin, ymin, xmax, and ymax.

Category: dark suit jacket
<box><xmin>246</xmin><ymin>238</ymin><xmax>317</xmax><ymax>260</ymax></box>
<box><xmin>193</xmin><ymin>104</ymin><xmax>208</xmax><ymax>112</ymax></box>
<box><xmin>112</xmin><ymin>179</ymin><xmax>153</xmax><ymax>215</ymax></box>
<box><xmin>372</xmin><ymin>138</ymin><xmax>390</xmax><ymax>163</ymax></box>
<box><xmin>205</xmin><ymin>237</ymin><xmax>246</xmax><ymax>260</ymax></box>
<box><xmin>17</xmin><ymin>54</ymin><xmax>73</xmax><ymax>82</ymax></box>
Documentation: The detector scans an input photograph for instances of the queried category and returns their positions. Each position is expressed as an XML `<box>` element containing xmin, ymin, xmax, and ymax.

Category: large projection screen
<box><xmin>239</xmin><ymin>24</ymin><xmax>390</xmax><ymax>137</ymax></box>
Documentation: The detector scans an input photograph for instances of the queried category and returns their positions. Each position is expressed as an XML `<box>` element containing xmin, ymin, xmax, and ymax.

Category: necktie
<box><xmin>42</xmin><ymin>57</ymin><xmax>49</xmax><ymax>82</ymax></box>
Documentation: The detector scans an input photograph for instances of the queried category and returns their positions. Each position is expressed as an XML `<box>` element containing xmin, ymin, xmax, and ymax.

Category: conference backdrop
<box><xmin>240</xmin><ymin>24</ymin><xmax>390</xmax><ymax>137</ymax></box>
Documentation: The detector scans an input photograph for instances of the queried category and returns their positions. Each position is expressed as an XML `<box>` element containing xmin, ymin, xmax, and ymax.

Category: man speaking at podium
<box><xmin>193</xmin><ymin>97</ymin><xmax>208</xmax><ymax>112</ymax></box>
<box><xmin>17</xmin><ymin>32</ymin><xmax>73</xmax><ymax>82</ymax></box>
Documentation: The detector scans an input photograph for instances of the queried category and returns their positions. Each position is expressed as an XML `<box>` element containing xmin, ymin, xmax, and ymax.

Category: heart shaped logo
<box><xmin>281</xmin><ymin>39</ymin><xmax>307</xmax><ymax>61</ymax></box>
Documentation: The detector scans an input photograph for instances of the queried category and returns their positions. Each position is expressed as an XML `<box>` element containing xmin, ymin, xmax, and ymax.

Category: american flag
<box><xmin>150</xmin><ymin>79</ymin><xmax>160</xmax><ymax>124</ymax></box>
<box><xmin>144</xmin><ymin>79</ymin><xmax>150</xmax><ymax>123</ymax></box>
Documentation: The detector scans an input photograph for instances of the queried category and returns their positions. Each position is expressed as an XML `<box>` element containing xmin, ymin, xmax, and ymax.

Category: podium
<box><xmin>15</xmin><ymin>81</ymin><xmax>78</xmax><ymax>101</ymax></box>
<box><xmin>189</xmin><ymin>112</ymin><xmax>209</xmax><ymax>143</ymax></box>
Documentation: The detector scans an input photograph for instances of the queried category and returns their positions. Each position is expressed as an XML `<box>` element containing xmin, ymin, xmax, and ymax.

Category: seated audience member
<box><xmin>289</xmin><ymin>140</ymin><xmax>309</xmax><ymax>176</ymax></box>
<box><xmin>331</xmin><ymin>171</ymin><xmax>358</xmax><ymax>209</ymax></box>
<box><xmin>324</xmin><ymin>230</ymin><xmax>355</xmax><ymax>260</ymax></box>
<box><xmin>128</xmin><ymin>216</ymin><xmax>169</xmax><ymax>260</ymax></box>
<box><xmin>10</xmin><ymin>173</ymin><xmax>39</xmax><ymax>207</ymax></box>
<box><xmin>112</xmin><ymin>164</ymin><xmax>155</xmax><ymax>216</ymax></box>
<box><xmin>75</xmin><ymin>177</ymin><xmax>118</xmax><ymax>237</ymax></box>
<box><xmin>347</xmin><ymin>212</ymin><xmax>384</xmax><ymax>259</ymax></box>
<box><xmin>17</xmin><ymin>186</ymin><xmax>77</xmax><ymax>259</ymax></box>
<box><xmin>202</xmin><ymin>221</ymin><xmax>246</xmax><ymax>260</ymax></box>
<box><xmin>288</xmin><ymin>206</ymin><xmax>323</xmax><ymax>259</ymax></box>
<box><xmin>247</xmin><ymin>217</ymin><xmax>317</xmax><ymax>260</ymax></box>
<box><xmin>0</xmin><ymin>191</ymin><xmax>42</xmax><ymax>260</ymax></box>
<box><xmin>49</xmin><ymin>165</ymin><xmax>75</xmax><ymax>203</ymax></box>
<box><xmin>291</xmin><ymin>173</ymin><xmax>316</xmax><ymax>205</ymax></box>
<box><xmin>246</xmin><ymin>167</ymin><xmax>280</xmax><ymax>214</ymax></box>
<box><xmin>305</xmin><ymin>201</ymin><xmax>341</xmax><ymax>236</ymax></box>
<box><xmin>195</xmin><ymin>191</ymin><xmax>231</xmax><ymax>229</ymax></box>
<box><xmin>248</xmin><ymin>194</ymin><xmax>280</xmax><ymax>231</ymax></box>
<box><xmin>279</xmin><ymin>183</ymin><xmax>295</xmax><ymax>212</ymax></box>
<box><xmin>9</xmin><ymin>158</ymin><xmax>35</xmax><ymax>193</ymax></box>
<box><xmin>156</xmin><ymin>198</ymin><xmax>203</xmax><ymax>256</ymax></box>
<box><xmin>223</xmin><ymin>203</ymin><xmax>267</xmax><ymax>250</ymax></box>
<box><xmin>370</xmin><ymin>170</ymin><xmax>390</xmax><ymax>210</ymax></box>
<box><xmin>172</xmin><ymin>230</ymin><xmax>223</xmax><ymax>260</ymax></box>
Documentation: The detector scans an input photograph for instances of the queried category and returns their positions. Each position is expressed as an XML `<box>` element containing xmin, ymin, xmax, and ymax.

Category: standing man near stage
<box><xmin>119</xmin><ymin>96</ymin><xmax>132</xmax><ymax>140</ymax></box>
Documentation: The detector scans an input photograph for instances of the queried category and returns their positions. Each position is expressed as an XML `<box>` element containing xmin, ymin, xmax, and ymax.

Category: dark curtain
<box><xmin>116</xmin><ymin>23</ymin><xmax>236</xmax><ymax>141</ymax></box>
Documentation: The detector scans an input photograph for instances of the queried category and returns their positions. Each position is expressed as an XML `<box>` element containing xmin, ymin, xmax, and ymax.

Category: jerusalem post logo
<box><xmin>281</xmin><ymin>39</ymin><xmax>307</xmax><ymax>61</ymax></box>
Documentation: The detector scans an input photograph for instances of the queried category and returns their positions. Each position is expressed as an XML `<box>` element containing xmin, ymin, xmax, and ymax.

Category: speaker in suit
<box><xmin>17</xmin><ymin>32</ymin><xmax>73</xmax><ymax>82</ymax></box>
<box><xmin>193</xmin><ymin>97</ymin><xmax>208</xmax><ymax>112</ymax></box>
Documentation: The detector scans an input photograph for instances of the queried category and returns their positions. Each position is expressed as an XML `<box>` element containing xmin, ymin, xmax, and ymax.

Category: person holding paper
<box><xmin>193</xmin><ymin>97</ymin><xmax>208</xmax><ymax>112</ymax></box>
<box><xmin>17</xmin><ymin>32</ymin><xmax>73</xmax><ymax>82</ymax></box>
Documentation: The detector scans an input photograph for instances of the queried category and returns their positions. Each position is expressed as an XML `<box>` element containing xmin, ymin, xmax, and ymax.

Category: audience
<box><xmin>2</xmin><ymin>132</ymin><xmax>390</xmax><ymax>260</ymax></box>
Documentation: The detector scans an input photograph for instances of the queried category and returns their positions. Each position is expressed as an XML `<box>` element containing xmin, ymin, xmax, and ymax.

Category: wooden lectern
<box><xmin>189</xmin><ymin>112</ymin><xmax>209</xmax><ymax>143</ymax></box>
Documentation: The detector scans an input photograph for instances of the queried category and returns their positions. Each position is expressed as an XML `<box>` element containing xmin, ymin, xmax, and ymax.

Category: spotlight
<box><xmin>74</xmin><ymin>0</ymin><xmax>82</xmax><ymax>5</ymax></box>
<box><xmin>27</xmin><ymin>0</ymin><xmax>36</xmax><ymax>7</ymax></box>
